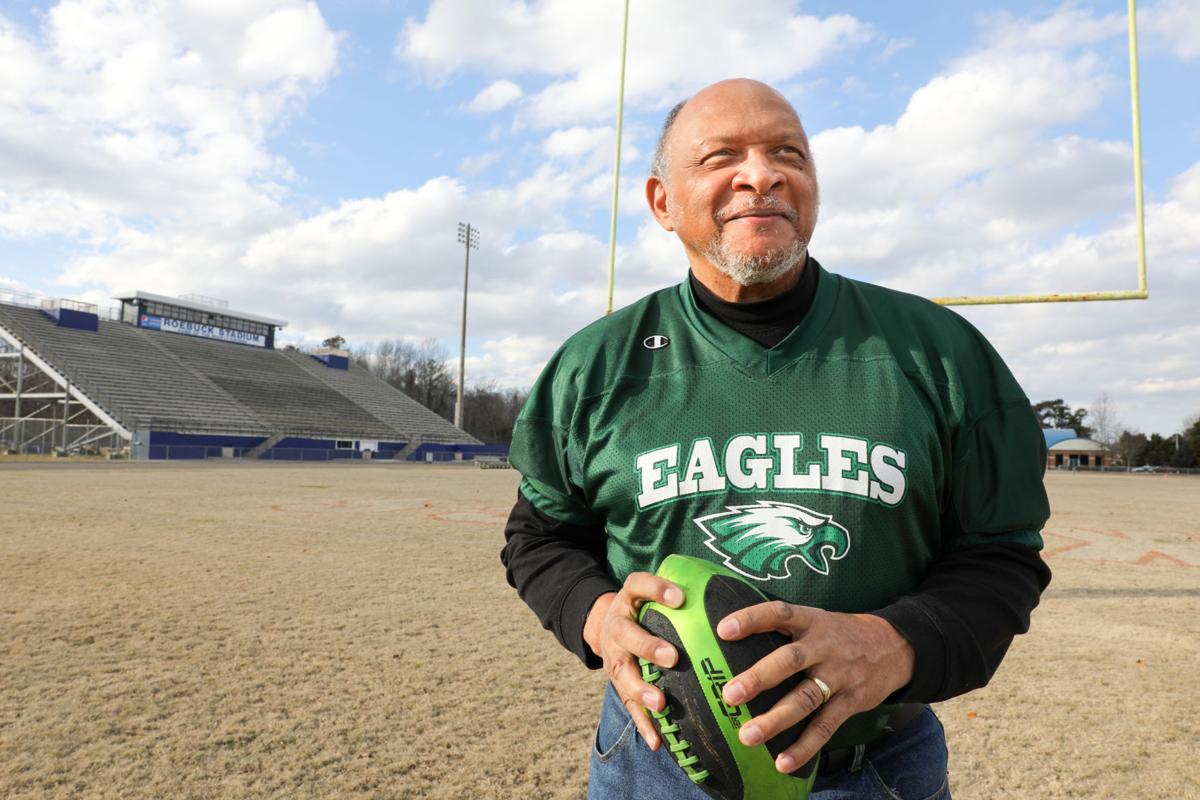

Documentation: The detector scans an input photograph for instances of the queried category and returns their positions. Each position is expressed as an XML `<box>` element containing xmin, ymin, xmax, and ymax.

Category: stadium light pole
<box><xmin>455</xmin><ymin>222</ymin><xmax>479</xmax><ymax>430</ymax></box>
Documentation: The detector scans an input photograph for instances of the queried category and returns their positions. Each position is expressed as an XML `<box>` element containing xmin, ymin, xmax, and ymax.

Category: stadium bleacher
<box><xmin>0</xmin><ymin>304</ymin><xmax>262</xmax><ymax>434</ymax></box>
<box><xmin>150</xmin><ymin>330</ymin><xmax>397</xmax><ymax>438</ymax></box>
<box><xmin>0</xmin><ymin>298</ymin><xmax>482</xmax><ymax>460</ymax></box>
<box><xmin>279</xmin><ymin>347</ymin><xmax>471</xmax><ymax>444</ymax></box>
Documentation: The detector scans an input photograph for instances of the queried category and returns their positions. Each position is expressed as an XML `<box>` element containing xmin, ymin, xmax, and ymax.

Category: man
<box><xmin>502</xmin><ymin>78</ymin><xmax>1050</xmax><ymax>799</ymax></box>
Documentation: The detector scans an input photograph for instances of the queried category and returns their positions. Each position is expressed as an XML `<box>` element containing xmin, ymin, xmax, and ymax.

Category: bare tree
<box><xmin>1183</xmin><ymin>413</ymin><xmax>1200</xmax><ymax>464</ymax></box>
<box><xmin>1183</xmin><ymin>412</ymin><xmax>1199</xmax><ymax>434</ymax></box>
<box><xmin>1114</xmin><ymin>429</ymin><xmax>1146</xmax><ymax>466</ymax></box>
<box><xmin>462</xmin><ymin>380</ymin><xmax>528</xmax><ymax>444</ymax></box>
<box><xmin>360</xmin><ymin>340</ymin><xmax>451</xmax><ymax>413</ymax></box>
<box><xmin>1088</xmin><ymin>392</ymin><xmax>1123</xmax><ymax>448</ymax></box>
<box><xmin>411</xmin><ymin>339</ymin><xmax>455</xmax><ymax>417</ymax></box>
<box><xmin>356</xmin><ymin>339</ymin><xmax>420</xmax><ymax>390</ymax></box>
<box><xmin>355</xmin><ymin>339</ymin><xmax>528</xmax><ymax>443</ymax></box>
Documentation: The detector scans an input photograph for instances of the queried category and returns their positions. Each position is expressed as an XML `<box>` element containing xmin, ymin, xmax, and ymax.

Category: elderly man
<box><xmin>502</xmin><ymin>78</ymin><xmax>1050</xmax><ymax>799</ymax></box>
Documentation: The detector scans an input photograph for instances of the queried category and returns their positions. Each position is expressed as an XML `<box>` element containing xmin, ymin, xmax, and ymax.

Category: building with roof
<box><xmin>1042</xmin><ymin>428</ymin><xmax>1078</xmax><ymax>449</ymax></box>
<box><xmin>1047</xmin><ymin>436</ymin><xmax>1112</xmax><ymax>469</ymax></box>
<box><xmin>0</xmin><ymin>291</ymin><xmax>495</xmax><ymax>461</ymax></box>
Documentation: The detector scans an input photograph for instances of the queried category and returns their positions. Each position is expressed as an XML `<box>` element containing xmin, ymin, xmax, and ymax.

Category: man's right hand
<box><xmin>583</xmin><ymin>572</ymin><xmax>684</xmax><ymax>751</ymax></box>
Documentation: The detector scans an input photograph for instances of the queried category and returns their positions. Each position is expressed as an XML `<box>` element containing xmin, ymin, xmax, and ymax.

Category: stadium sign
<box><xmin>140</xmin><ymin>314</ymin><xmax>267</xmax><ymax>348</ymax></box>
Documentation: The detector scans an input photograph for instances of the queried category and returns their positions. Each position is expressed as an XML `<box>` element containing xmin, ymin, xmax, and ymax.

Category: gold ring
<box><xmin>810</xmin><ymin>676</ymin><xmax>832</xmax><ymax>704</ymax></box>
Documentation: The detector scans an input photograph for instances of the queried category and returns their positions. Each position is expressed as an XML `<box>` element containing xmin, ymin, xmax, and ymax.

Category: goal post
<box><xmin>933</xmin><ymin>0</ymin><xmax>1148</xmax><ymax>306</ymax></box>
<box><xmin>606</xmin><ymin>0</ymin><xmax>1150</xmax><ymax>310</ymax></box>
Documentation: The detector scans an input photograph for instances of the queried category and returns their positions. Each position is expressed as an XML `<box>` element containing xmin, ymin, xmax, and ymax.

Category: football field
<box><xmin>1</xmin><ymin>463</ymin><xmax>1197</xmax><ymax>799</ymax></box>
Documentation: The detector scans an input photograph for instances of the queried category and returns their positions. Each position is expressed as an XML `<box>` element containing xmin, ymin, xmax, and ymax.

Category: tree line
<box><xmin>1033</xmin><ymin>396</ymin><xmax>1200</xmax><ymax>468</ymax></box>
<box><xmin>342</xmin><ymin>337</ymin><xmax>528</xmax><ymax>446</ymax></box>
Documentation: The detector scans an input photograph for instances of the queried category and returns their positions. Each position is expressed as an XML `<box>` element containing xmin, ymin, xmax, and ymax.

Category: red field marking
<box><xmin>1047</xmin><ymin>526</ymin><xmax>1130</xmax><ymax>541</ymax></box>
<box><xmin>425</xmin><ymin>506</ymin><xmax>532</xmax><ymax>525</ymax></box>
<box><xmin>1040</xmin><ymin>530</ymin><xmax>1196</xmax><ymax>568</ymax></box>
<box><xmin>429</xmin><ymin>509</ymin><xmax>510</xmax><ymax>525</ymax></box>
<box><xmin>269</xmin><ymin>499</ymin><xmax>429</xmax><ymax>513</ymax></box>
<box><xmin>1041</xmin><ymin>531</ymin><xmax>1092</xmax><ymax>558</ymax></box>
<box><xmin>1087</xmin><ymin>528</ymin><xmax>1131</xmax><ymax>540</ymax></box>
<box><xmin>1134</xmin><ymin>550</ymin><xmax>1196</xmax><ymax>568</ymax></box>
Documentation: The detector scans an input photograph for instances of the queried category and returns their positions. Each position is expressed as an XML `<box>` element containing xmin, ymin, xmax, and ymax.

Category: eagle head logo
<box><xmin>694</xmin><ymin>501</ymin><xmax>850</xmax><ymax>581</ymax></box>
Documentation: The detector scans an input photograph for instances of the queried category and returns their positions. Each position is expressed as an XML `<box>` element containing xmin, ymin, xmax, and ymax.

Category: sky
<box><xmin>0</xmin><ymin>0</ymin><xmax>1197</xmax><ymax>436</ymax></box>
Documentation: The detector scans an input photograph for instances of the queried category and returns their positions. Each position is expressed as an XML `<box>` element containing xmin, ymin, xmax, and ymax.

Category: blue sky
<box><xmin>0</xmin><ymin>0</ymin><xmax>1197</xmax><ymax>436</ymax></box>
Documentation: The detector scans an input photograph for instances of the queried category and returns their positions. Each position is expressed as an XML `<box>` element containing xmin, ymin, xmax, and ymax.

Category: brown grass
<box><xmin>1</xmin><ymin>464</ymin><xmax>1197</xmax><ymax>799</ymax></box>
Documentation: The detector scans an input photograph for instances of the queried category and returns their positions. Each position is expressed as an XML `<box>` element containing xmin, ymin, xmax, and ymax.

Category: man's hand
<box><xmin>716</xmin><ymin>602</ymin><xmax>915</xmax><ymax>773</ymax></box>
<box><xmin>583</xmin><ymin>573</ymin><xmax>684</xmax><ymax>751</ymax></box>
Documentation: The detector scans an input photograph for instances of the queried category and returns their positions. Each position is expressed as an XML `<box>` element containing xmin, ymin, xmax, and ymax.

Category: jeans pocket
<box><xmin>593</xmin><ymin>714</ymin><xmax>637</xmax><ymax>764</ymax></box>
<box><xmin>863</xmin><ymin>760</ymin><xmax>950</xmax><ymax>800</ymax></box>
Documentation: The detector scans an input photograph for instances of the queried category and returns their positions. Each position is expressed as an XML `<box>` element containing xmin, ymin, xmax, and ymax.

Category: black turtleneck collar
<box><xmin>688</xmin><ymin>256</ymin><xmax>819</xmax><ymax>349</ymax></box>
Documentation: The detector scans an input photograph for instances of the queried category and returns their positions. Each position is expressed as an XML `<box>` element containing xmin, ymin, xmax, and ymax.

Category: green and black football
<box><xmin>638</xmin><ymin>554</ymin><xmax>818</xmax><ymax>800</ymax></box>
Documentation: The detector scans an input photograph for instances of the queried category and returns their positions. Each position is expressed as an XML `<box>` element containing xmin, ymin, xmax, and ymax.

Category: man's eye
<box><xmin>702</xmin><ymin>149</ymin><xmax>735</xmax><ymax>163</ymax></box>
<box><xmin>777</xmin><ymin>146</ymin><xmax>806</xmax><ymax>159</ymax></box>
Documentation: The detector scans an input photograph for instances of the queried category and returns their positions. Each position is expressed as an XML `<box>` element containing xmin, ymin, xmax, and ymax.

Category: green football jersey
<box><xmin>511</xmin><ymin>262</ymin><xmax>1049</xmax><ymax>615</ymax></box>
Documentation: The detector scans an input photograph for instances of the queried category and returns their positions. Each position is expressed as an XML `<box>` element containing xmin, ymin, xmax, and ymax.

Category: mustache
<box><xmin>714</xmin><ymin>196</ymin><xmax>799</xmax><ymax>225</ymax></box>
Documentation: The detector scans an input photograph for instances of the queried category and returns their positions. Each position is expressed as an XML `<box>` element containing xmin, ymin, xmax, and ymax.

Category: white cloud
<box><xmin>839</xmin><ymin>75</ymin><xmax>867</xmax><ymax>95</ymax></box>
<box><xmin>458</xmin><ymin>150</ymin><xmax>501</xmax><ymax>175</ymax></box>
<box><xmin>55</xmin><ymin>168</ymin><xmax>616</xmax><ymax>346</ymax></box>
<box><xmin>1132</xmin><ymin>376</ymin><xmax>1200</xmax><ymax>394</ymax></box>
<box><xmin>539</xmin><ymin>125</ymin><xmax>644</xmax><ymax>184</ymax></box>
<box><xmin>880</xmin><ymin>37</ymin><xmax>913</xmax><ymax>60</ymax></box>
<box><xmin>814</xmin><ymin>50</ymin><xmax>1113</xmax><ymax>214</ymax></box>
<box><xmin>0</xmin><ymin>1</ymin><xmax>341</xmax><ymax>241</ymax></box>
<box><xmin>0</xmin><ymin>275</ymin><xmax>37</xmax><ymax>295</ymax></box>
<box><xmin>810</xmin><ymin>10</ymin><xmax>1128</xmax><ymax>287</ymax></box>
<box><xmin>237</xmin><ymin>4</ymin><xmax>342</xmax><ymax>83</ymax></box>
<box><xmin>1142</xmin><ymin>0</ymin><xmax>1200</xmax><ymax>59</ymax></box>
<box><xmin>978</xmin><ymin>6</ymin><xmax>1126</xmax><ymax>50</ymax></box>
<box><xmin>542</xmin><ymin>126</ymin><xmax>612</xmax><ymax>159</ymax></box>
<box><xmin>465</xmin><ymin>335</ymin><xmax>562</xmax><ymax>388</ymax></box>
<box><xmin>397</xmin><ymin>0</ymin><xmax>872</xmax><ymax>126</ymax></box>
<box><xmin>466</xmin><ymin>79</ymin><xmax>523</xmax><ymax>113</ymax></box>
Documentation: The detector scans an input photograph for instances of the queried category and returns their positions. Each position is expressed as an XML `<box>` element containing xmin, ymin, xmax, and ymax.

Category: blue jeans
<box><xmin>588</xmin><ymin>683</ymin><xmax>950</xmax><ymax>800</ymax></box>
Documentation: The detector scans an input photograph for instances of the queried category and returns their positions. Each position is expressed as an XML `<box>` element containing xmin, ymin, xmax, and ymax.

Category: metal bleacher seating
<box><xmin>0</xmin><ymin>302</ymin><xmax>480</xmax><ymax>447</ymax></box>
<box><xmin>149</xmin><ymin>332</ymin><xmax>399</xmax><ymax>439</ymax></box>
<box><xmin>280</xmin><ymin>348</ymin><xmax>474</xmax><ymax>444</ymax></box>
<box><xmin>0</xmin><ymin>304</ymin><xmax>262</xmax><ymax>434</ymax></box>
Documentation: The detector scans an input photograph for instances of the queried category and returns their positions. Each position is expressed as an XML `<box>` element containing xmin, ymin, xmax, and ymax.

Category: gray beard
<box><xmin>702</xmin><ymin>234</ymin><xmax>808</xmax><ymax>287</ymax></box>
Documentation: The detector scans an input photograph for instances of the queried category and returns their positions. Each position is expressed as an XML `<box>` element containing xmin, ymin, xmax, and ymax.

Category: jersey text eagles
<box><xmin>636</xmin><ymin>433</ymin><xmax>907</xmax><ymax>509</ymax></box>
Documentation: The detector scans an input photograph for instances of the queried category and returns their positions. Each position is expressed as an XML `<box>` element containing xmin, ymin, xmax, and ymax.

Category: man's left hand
<box><xmin>716</xmin><ymin>602</ymin><xmax>915</xmax><ymax>774</ymax></box>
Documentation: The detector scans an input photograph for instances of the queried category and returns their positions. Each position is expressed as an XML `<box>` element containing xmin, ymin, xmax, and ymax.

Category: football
<box><xmin>638</xmin><ymin>554</ymin><xmax>818</xmax><ymax>800</ymax></box>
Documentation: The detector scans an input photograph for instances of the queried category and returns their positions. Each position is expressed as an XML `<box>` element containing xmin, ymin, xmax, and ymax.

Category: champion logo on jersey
<box><xmin>643</xmin><ymin>334</ymin><xmax>670</xmax><ymax>350</ymax></box>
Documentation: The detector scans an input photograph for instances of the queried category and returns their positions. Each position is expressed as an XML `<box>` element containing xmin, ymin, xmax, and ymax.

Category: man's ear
<box><xmin>646</xmin><ymin>176</ymin><xmax>674</xmax><ymax>232</ymax></box>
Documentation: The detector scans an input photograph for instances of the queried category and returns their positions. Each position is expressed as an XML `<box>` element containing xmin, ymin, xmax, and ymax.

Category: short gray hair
<box><xmin>650</xmin><ymin>99</ymin><xmax>688</xmax><ymax>183</ymax></box>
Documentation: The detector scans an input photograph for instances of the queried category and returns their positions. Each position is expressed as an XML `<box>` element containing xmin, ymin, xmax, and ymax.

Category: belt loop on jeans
<box><xmin>817</xmin><ymin>703</ymin><xmax>926</xmax><ymax>777</ymax></box>
<box><xmin>848</xmin><ymin>743</ymin><xmax>866</xmax><ymax>773</ymax></box>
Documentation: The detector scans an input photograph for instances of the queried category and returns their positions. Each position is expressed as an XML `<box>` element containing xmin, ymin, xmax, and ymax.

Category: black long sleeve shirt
<box><xmin>501</xmin><ymin>262</ymin><xmax>1051</xmax><ymax>703</ymax></box>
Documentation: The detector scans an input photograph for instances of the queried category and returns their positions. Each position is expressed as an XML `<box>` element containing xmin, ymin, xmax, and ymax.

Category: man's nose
<box><xmin>732</xmin><ymin>150</ymin><xmax>784</xmax><ymax>195</ymax></box>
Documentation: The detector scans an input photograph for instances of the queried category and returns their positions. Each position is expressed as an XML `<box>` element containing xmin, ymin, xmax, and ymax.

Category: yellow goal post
<box><xmin>932</xmin><ymin>0</ymin><xmax>1148</xmax><ymax>306</ymax></box>
<box><xmin>605</xmin><ymin>0</ymin><xmax>1149</xmax><ymax>312</ymax></box>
